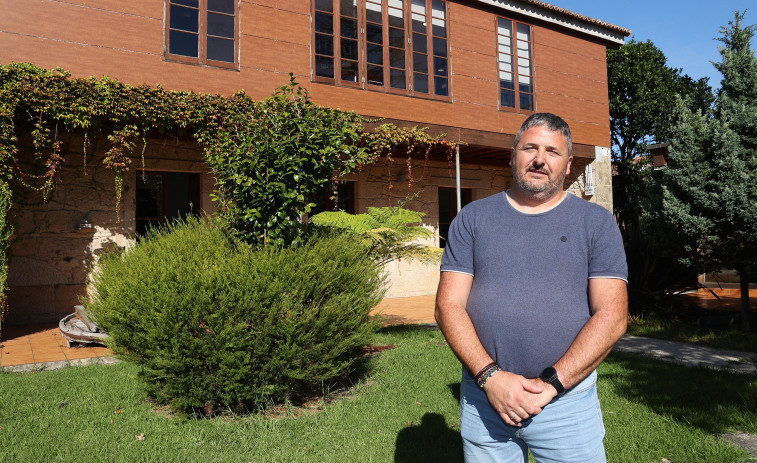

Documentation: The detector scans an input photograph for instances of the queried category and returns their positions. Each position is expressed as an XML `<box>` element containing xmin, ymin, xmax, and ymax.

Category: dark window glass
<box><xmin>208</xmin><ymin>0</ymin><xmax>234</xmax><ymax>14</ymax></box>
<box><xmin>434</xmin><ymin>76</ymin><xmax>448</xmax><ymax>96</ymax></box>
<box><xmin>173</xmin><ymin>0</ymin><xmax>199</xmax><ymax>7</ymax></box>
<box><xmin>367</xmin><ymin>65</ymin><xmax>384</xmax><ymax>85</ymax></box>
<box><xmin>169</xmin><ymin>30</ymin><xmax>198</xmax><ymax>57</ymax></box>
<box><xmin>389</xmin><ymin>28</ymin><xmax>404</xmax><ymax>48</ymax></box>
<box><xmin>170</xmin><ymin>5</ymin><xmax>199</xmax><ymax>32</ymax></box>
<box><xmin>316</xmin><ymin>55</ymin><xmax>335</xmax><ymax>78</ymax></box>
<box><xmin>207</xmin><ymin>12</ymin><xmax>234</xmax><ymax>38</ymax></box>
<box><xmin>366</xmin><ymin>23</ymin><xmax>383</xmax><ymax>44</ymax></box>
<box><xmin>207</xmin><ymin>37</ymin><xmax>234</xmax><ymax>62</ymax></box>
<box><xmin>434</xmin><ymin>56</ymin><xmax>447</xmax><ymax>76</ymax></box>
<box><xmin>520</xmin><ymin>93</ymin><xmax>534</xmax><ymax>111</ymax></box>
<box><xmin>315</xmin><ymin>12</ymin><xmax>334</xmax><ymax>34</ymax></box>
<box><xmin>413</xmin><ymin>52</ymin><xmax>428</xmax><ymax>73</ymax></box>
<box><xmin>341</xmin><ymin>59</ymin><xmax>358</xmax><ymax>81</ymax></box>
<box><xmin>390</xmin><ymin>68</ymin><xmax>406</xmax><ymax>89</ymax></box>
<box><xmin>315</xmin><ymin>0</ymin><xmax>333</xmax><ymax>12</ymax></box>
<box><xmin>519</xmin><ymin>81</ymin><xmax>533</xmax><ymax>94</ymax></box>
<box><xmin>340</xmin><ymin>0</ymin><xmax>357</xmax><ymax>16</ymax></box>
<box><xmin>367</xmin><ymin>43</ymin><xmax>383</xmax><ymax>65</ymax></box>
<box><xmin>501</xmin><ymin>89</ymin><xmax>515</xmax><ymax>107</ymax></box>
<box><xmin>500</xmin><ymin>75</ymin><xmax>514</xmax><ymax>90</ymax></box>
<box><xmin>136</xmin><ymin>172</ymin><xmax>200</xmax><ymax>237</ymax></box>
<box><xmin>137</xmin><ymin>175</ymin><xmax>163</xmax><ymax>219</ymax></box>
<box><xmin>413</xmin><ymin>33</ymin><xmax>427</xmax><ymax>54</ymax></box>
<box><xmin>315</xmin><ymin>34</ymin><xmax>334</xmax><ymax>56</ymax></box>
<box><xmin>310</xmin><ymin>181</ymin><xmax>355</xmax><ymax>215</ymax></box>
<box><xmin>390</xmin><ymin>47</ymin><xmax>405</xmax><ymax>68</ymax></box>
<box><xmin>412</xmin><ymin>16</ymin><xmax>425</xmax><ymax>33</ymax></box>
<box><xmin>341</xmin><ymin>39</ymin><xmax>358</xmax><ymax>60</ymax></box>
<box><xmin>433</xmin><ymin>37</ymin><xmax>447</xmax><ymax>57</ymax></box>
<box><xmin>341</xmin><ymin>17</ymin><xmax>358</xmax><ymax>39</ymax></box>
<box><xmin>414</xmin><ymin>73</ymin><xmax>428</xmax><ymax>93</ymax></box>
<box><xmin>432</xmin><ymin>22</ymin><xmax>446</xmax><ymax>38</ymax></box>
<box><xmin>438</xmin><ymin>187</ymin><xmax>472</xmax><ymax>248</ymax></box>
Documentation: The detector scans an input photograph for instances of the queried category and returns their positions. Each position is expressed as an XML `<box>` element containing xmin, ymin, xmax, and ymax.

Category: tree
<box><xmin>607</xmin><ymin>40</ymin><xmax>714</xmax><ymax>305</ymax></box>
<box><xmin>608</xmin><ymin>39</ymin><xmax>714</xmax><ymax>226</ymax></box>
<box><xmin>643</xmin><ymin>11</ymin><xmax>757</xmax><ymax>330</ymax></box>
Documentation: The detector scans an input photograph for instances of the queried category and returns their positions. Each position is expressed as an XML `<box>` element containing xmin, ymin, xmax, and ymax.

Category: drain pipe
<box><xmin>455</xmin><ymin>144</ymin><xmax>461</xmax><ymax>213</ymax></box>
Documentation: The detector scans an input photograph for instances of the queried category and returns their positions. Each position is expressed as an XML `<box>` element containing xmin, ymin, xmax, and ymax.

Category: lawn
<box><xmin>1</xmin><ymin>325</ymin><xmax>755</xmax><ymax>462</ymax></box>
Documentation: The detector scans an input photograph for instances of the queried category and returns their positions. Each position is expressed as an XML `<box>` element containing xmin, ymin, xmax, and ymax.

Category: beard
<box><xmin>512</xmin><ymin>165</ymin><xmax>567</xmax><ymax>201</ymax></box>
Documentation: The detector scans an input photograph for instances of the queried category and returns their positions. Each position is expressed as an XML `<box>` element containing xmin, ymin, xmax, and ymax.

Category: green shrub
<box><xmin>87</xmin><ymin>217</ymin><xmax>384</xmax><ymax>416</ymax></box>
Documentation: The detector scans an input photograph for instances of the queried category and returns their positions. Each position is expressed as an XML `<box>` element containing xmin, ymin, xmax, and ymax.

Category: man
<box><xmin>436</xmin><ymin>112</ymin><xmax>628</xmax><ymax>462</ymax></box>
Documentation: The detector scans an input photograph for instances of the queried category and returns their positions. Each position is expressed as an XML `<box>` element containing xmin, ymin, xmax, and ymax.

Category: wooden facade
<box><xmin>0</xmin><ymin>0</ymin><xmax>629</xmax><ymax>323</ymax></box>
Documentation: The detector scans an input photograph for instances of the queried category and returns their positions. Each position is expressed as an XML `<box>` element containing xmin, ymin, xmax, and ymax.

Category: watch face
<box><xmin>541</xmin><ymin>367</ymin><xmax>557</xmax><ymax>381</ymax></box>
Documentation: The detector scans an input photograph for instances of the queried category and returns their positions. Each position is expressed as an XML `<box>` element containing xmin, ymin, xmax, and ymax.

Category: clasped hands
<box><xmin>481</xmin><ymin>370</ymin><xmax>558</xmax><ymax>427</ymax></box>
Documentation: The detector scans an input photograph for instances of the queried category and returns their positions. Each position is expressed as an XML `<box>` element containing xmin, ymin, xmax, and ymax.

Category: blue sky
<box><xmin>554</xmin><ymin>1</ymin><xmax>756</xmax><ymax>90</ymax></box>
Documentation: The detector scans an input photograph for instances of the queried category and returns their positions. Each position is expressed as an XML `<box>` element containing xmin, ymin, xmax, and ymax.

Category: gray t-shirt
<box><xmin>441</xmin><ymin>191</ymin><xmax>627</xmax><ymax>378</ymax></box>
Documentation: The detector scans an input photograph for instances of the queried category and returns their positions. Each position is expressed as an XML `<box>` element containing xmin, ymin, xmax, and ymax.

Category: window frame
<box><xmin>311</xmin><ymin>0</ymin><xmax>451</xmax><ymax>101</ymax></box>
<box><xmin>164</xmin><ymin>0</ymin><xmax>240</xmax><ymax>70</ymax></box>
<box><xmin>495</xmin><ymin>15</ymin><xmax>535</xmax><ymax>113</ymax></box>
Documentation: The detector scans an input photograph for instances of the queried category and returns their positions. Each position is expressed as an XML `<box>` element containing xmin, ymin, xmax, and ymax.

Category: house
<box><xmin>0</xmin><ymin>0</ymin><xmax>630</xmax><ymax>324</ymax></box>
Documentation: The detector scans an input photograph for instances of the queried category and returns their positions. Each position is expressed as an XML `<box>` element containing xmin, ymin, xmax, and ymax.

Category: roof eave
<box><xmin>470</xmin><ymin>0</ymin><xmax>631</xmax><ymax>46</ymax></box>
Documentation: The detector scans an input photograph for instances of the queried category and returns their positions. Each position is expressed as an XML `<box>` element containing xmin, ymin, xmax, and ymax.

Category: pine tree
<box><xmin>644</xmin><ymin>11</ymin><xmax>757</xmax><ymax>330</ymax></box>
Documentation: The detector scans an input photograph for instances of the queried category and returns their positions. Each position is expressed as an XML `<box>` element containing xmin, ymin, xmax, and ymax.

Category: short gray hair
<box><xmin>513</xmin><ymin>113</ymin><xmax>572</xmax><ymax>157</ymax></box>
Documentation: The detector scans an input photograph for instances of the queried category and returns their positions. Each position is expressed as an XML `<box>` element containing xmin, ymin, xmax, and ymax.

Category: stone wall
<box><xmin>6</xmin><ymin>136</ymin><xmax>614</xmax><ymax>323</ymax></box>
<box><xmin>6</xmin><ymin>134</ymin><xmax>213</xmax><ymax>324</ymax></box>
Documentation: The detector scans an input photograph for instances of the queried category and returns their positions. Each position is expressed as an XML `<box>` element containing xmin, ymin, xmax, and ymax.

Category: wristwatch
<box><xmin>539</xmin><ymin>366</ymin><xmax>566</xmax><ymax>398</ymax></box>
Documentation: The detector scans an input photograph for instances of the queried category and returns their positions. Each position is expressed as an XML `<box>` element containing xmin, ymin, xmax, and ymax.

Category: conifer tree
<box><xmin>644</xmin><ymin>11</ymin><xmax>757</xmax><ymax>330</ymax></box>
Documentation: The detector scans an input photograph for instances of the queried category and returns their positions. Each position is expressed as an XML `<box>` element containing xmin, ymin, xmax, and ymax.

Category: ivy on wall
<box><xmin>0</xmin><ymin>63</ymin><xmax>456</xmax><ymax>326</ymax></box>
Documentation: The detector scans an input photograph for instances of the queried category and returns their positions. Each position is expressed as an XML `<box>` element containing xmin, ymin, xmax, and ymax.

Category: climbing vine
<box><xmin>0</xmin><ymin>62</ymin><xmax>456</xmax><ymax>325</ymax></box>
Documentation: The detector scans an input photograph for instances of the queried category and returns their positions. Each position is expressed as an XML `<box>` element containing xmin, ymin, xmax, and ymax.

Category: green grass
<box><xmin>1</xmin><ymin>326</ymin><xmax>756</xmax><ymax>462</ymax></box>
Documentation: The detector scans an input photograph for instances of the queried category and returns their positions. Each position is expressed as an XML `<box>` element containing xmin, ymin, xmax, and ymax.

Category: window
<box><xmin>165</xmin><ymin>0</ymin><xmax>238</xmax><ymax>68</ymax></box>
<box><xmin>309</xmin><ymin>181</ymin><xmax>356</xmax><ymax>216</ymax></box>
<box><xmin>497</xmin><ymin>17</ymin><xmax>533</xmax><ymax>111</ymax></box>
<box><xmin>136</xmin><ymin>172</ymin><xmax>201</xmax><ymax>236</ymax></box>
<box><xmin>438</xmin><ymin>187</ymin><xmax>471</xmax><ymax>247</ymax></box>
<box><xmin>313</xmin><ymin>0</ymin><xmax>449</xmax><ymax>98</ymax></box>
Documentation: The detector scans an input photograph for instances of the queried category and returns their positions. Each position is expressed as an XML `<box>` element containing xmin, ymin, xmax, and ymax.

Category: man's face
<box><xmin>510</xmin><ymin>125</ymin><xmax>572</xmax><ymax>201</ymax></box>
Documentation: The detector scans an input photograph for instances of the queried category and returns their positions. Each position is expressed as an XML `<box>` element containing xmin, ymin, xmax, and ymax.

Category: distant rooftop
<box><xmin>472</xmin><ymin>0</ymin><xmax>632</xmax><ymax>45</ymax></box>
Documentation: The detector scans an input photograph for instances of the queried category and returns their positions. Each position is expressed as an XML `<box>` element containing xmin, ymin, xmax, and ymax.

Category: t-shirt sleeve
<box><xmin>589</xmin><ymin>209</ymin><xmax>628</xmax><ymax>282</ymax></box>
<box><xmin>441</xmin><ymin>206</ymin><xmax>475</xmax><ymax>276</ymax></box>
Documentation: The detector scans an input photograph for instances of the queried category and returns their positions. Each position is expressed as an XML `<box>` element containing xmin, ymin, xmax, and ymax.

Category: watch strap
<box><xmin>540</xmin><ymin>367</ymin><xmax>566</xmax><ymax>397</ymax></box>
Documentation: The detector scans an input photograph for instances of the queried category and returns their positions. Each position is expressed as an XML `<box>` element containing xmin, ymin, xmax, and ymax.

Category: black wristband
<box><xmin>539</xmin><ymin>366</ymin><xmax>566</xmax><ymax>397</ymax></box>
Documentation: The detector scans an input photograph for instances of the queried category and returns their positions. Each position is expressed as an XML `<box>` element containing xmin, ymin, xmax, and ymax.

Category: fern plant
<box><xmin>311</xmin><ymin>202</ymin><xmax>441</xmax><ymax>266</ymax></box>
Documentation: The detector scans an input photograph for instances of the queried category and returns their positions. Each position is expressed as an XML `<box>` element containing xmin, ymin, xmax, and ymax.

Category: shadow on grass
<box><xmin>377</xmin><ymin>324</ymin><xmax>440</xmax><ymax>335</ymax></box>
<box><xmin>394</xmin><ymin>412</ymin><xmax>463</xmax><ymax>463</ymax></box>
<box><xmin>603</xmin><ymin>352</ymin><xmax>757</xmax><ymax>434</ymax></box>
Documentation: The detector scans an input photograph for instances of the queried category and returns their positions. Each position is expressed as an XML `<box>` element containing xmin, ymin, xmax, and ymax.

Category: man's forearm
<box><xmin>551</xmin><ymin>278</ymin><xmax>628</xmax><ymax>390</ymax></box>
<box><xmin>435</xmin><ymin>272</ymin><xmax>492</xmax><ymax>375</ymax></box>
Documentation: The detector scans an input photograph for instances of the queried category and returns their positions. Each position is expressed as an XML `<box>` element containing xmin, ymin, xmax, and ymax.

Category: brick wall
<box><xmin>0</xmin><ymin>0</ymin><xmax>614</xmax><ymax>147</ymax></box>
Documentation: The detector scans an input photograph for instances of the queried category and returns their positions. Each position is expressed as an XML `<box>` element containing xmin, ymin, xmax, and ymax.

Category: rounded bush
<box><xmin>87</xmin><ymin>217</ymin><xmax>384</xmax><ymax>416</ymax></box>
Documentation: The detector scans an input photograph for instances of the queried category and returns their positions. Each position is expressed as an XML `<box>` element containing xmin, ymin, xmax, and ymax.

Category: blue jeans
<box><xmin>460</xmin><ymin>369</ymin><xmax>606</xmax><ymax>463</ymax></box>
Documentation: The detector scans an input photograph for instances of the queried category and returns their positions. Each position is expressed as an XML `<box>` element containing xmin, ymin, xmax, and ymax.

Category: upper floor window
<box><xmin>497</xmin><ymin>17</ymin><xmax>533</xmax><ymax>111</ymax></box>
<box><xmin>165</xmin><ymin>0</ymin><xmax>238</xmax><ymax>68</ymax></box>
<box><xmin>313</xmin><ymin>0</ymin><xmax>449</xmax><ymax>99</ymax></box>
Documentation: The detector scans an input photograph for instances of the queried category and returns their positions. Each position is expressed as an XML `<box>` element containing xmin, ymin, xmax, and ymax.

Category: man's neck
<box><xmin>506</xmin><ymin>188</ymin><xmax>567</xmax><ymax>214</ymax></box>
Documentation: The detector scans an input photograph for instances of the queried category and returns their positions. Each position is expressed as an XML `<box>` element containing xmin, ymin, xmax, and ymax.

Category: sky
<box><xmin>554</xmin><ymin>0</ymin><xmax>756</xmax><ymax>90</ymax></box>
